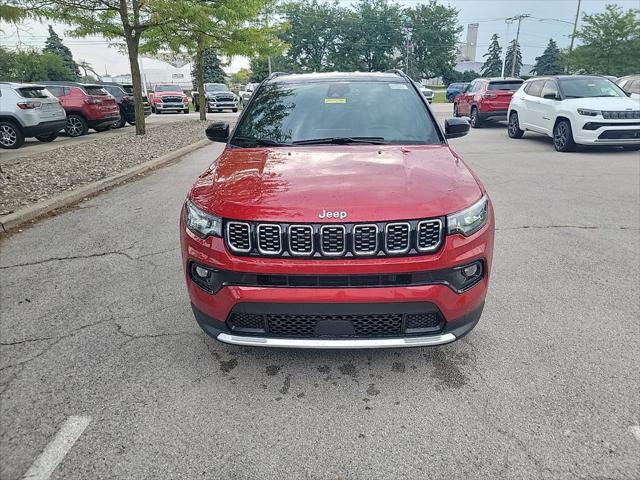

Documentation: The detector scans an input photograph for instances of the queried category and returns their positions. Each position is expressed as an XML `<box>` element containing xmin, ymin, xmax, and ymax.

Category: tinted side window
<box><xmin>46</xmin><ymin>86</ymin><xmax>64</xmax><ymax>97</ymax></box>
<box><xmin>541</xmin><ymin>81</ymin><xmax>558</xmax><ymax>99</ymax></box>
<box><xmin>629</xmin><ymin>80</ymin><xmax>640</xmax><ymax>94</ymax></box>
<box><xmin>526</xmin><ymin>80</ymin><xmax>545</xmax><ymax>97</ymax></box>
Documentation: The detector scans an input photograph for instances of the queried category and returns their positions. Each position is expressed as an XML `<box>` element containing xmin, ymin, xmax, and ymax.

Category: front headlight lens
<box><xmin>184</xmin><ymin>200</ymin><xmax>222</xmax><ymax>237</ymax></box>
<box><xmin>447</xmin><ymin>195</ymin><xmax>489</xmax><ymax>237</ymax></box>
<box><xmin>577</xmin><ymin>108</ymin><xmax>601</xmax><ymax>117</ymax></box>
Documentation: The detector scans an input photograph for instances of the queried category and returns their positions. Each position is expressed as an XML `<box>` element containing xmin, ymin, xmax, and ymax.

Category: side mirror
<box><xmin>205</xmin><ymin>122</ymin><xmax>229</xmax><ymax>142</ymax></box>
<box><xmin>543</xmin><ymin>93</ymin><xmax>559</xmax><ymax>100</ymax></box>
<box><xmin>444</xmin><ymin>117</ymin><xmax>470</xmax><ymax>139</ymax></box>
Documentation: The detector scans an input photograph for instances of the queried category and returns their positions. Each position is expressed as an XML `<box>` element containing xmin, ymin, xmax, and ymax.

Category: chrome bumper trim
<box><xmin>216</xmin><ymin>332</ymin><xmax>456</xmax><ymax>349</ymax></box>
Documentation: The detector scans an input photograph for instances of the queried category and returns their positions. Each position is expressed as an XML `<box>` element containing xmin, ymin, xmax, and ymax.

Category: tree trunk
<box><xmin>196</xmin><ymin>40</ymin><xmax>206</xmax><ymax>121</ymax></box>
<box><xmin>126</xmin><ymin>35</ymin><xmax>146</xmax><ymax>135</ymax></box>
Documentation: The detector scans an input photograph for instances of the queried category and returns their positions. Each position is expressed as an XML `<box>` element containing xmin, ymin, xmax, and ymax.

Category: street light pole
<box><xmin>501</xmin><ymin>18</ymin><xmax>514</xmax><ymax>78</ymax></box>
<box><xmin>510</xmin><ymin>14</ymin><xmax>530</xmax><ymax>77</ymax></box>
<box><xmin>568</xmin><ymin>0</ymin><xmax>582</xmax><ymax>55</ymax></box>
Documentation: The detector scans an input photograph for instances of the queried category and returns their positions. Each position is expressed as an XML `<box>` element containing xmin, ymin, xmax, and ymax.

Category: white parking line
<box><xmin>22</xmin><ymin>416</ymin><xmax>91</xmax><ymax>480</ymax></box>
<box><xmin>631</xmin><ymin>425</ymin><xmax>640</xmax><ymax>444</ymax></box>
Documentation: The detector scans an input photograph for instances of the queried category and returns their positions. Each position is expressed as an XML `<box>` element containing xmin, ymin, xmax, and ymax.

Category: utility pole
<box><xmin>501</xmin><ymin>18</ymin><xmax>514</xmax><ymax>78</ymax></box>
<box><xmin>568</xmin><ymin>0</ymin><xmax>582</xmax><ymax>55</ymax></box>
<box><xmin>510</xmin><ymin>14</ymin><xmax>530</xmax><ymax>77</ymax></box>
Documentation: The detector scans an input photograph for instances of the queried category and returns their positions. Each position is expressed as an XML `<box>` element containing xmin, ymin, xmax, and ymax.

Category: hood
<box><xmin>158</xmin><ymin>91</ymin><xmax>184</xmax><ymax>96</ymax></box>
<box><xmin>190</xmin><ymin>145</ymin><xmax>482</xmax><ymax>223</ymax></box>
<box><xmin>564</xmin><ymin>96</ymin><xmax>640</xmax><ymax>110</ymax></box>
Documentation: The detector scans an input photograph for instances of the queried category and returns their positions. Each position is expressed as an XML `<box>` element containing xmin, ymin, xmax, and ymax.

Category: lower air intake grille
<box><xmin>226</xmin><ymin>310</ymin><xmax>444</xmax><ymax>338</ymax></box>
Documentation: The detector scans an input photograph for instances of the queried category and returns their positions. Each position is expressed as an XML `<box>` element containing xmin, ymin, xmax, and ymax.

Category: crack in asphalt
<box><xmin>0</xmin><ymin>250</ymin><xmax>135</xmax><ymax>270</ymax></box>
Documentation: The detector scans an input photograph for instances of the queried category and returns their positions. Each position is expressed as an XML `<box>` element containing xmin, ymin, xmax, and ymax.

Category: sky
<box><xmin>1</xmin><ymin>0</ymin><xmax>637</xmax><ymax>75</ymax></box>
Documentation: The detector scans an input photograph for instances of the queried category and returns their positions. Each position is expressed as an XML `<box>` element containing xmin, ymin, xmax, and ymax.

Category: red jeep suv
<box><xmin>40</xmin><ymin>82</ymin><xmax>121</xmax><ymax>136</ymax></box>
<box><xmin>454</xmin><ymin>77</ymin><xmax>523</xmax><ymax>128</ymax></box>
<box><xmin>181</xmin><ymin>71</ymin><xmax>494</xmax><ymax>349</ymax></box>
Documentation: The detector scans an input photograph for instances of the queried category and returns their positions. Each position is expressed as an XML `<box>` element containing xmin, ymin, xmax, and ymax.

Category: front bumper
<box><xmin>207</xmin><ymin>101</ymin><xmax>238</xmax><ymax>109</ymax></box>
<box><xmin>574</xmin><ymin>120</ymin><xmax>640</xmax><ymax>145</ymax></box>
<box><xmin>181</xmin><ymin>205</ymin><xmax>494</xmax><ymax>348</ymax></box>
<box><xmin>193</xmin><ymin>301</ymin><xmax>483</xmax><ymax>349</ymax></box>
<box><xmin>156</xmin><ymin>103</ymin><xmax>188</xmax><ymax>111</ymax></box>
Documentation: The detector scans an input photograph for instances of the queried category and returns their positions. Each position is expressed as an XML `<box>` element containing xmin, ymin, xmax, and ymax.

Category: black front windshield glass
<box><xmin>205</xmin><ymin>84</ymin><xmax>229</xmax><ymax>92</ymax></box>
<box><xmin>559</xmin><ymin>77</ymin><xmax>626</xmax><ymax>98</ymax></box>
<box><xmin>232</xmin><ymin>81</ymin><xmax>441</xmax><ymax>146</ymax></box>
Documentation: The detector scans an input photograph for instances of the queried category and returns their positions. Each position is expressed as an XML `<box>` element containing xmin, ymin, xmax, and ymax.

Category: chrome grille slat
<box><xmin>320</xmin><ymin>225</ymin><xmax>346</xmax><ymax>256</ymax></box>
<box><xmin>257</xmin><ymin>224</ymin><xmax>282</xmax><ymax>255</ymax></box>
<box><xmin>385</xmin><ymin>222</ymin><xmax>411</xmax><ymax>254</ymax></box>
<box><xmin>353</xmin><ymin>224</ymin><xmax>378</xmax><ymax>255</ymax></box>
<box><xmin>226</xmin><ymin>222</ymin><xmax>251</xmax><ymax>253</ymax></box>
<box><xmin>289</xmin><ymin>225</ymin><xmax>314</xmax><ymax>255</ymax></box>
<box><xmin>417</xmin><ymin>219</ymin><xmax>443</xmax><ymax>252</ymax></box>
<box><xmin>224</xmin><ymin>218</ymin><xmax>443</xmax><ymax>257</ymax></box>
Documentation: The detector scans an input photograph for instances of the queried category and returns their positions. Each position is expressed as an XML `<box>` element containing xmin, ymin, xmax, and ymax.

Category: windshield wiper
<box><xmin>292</xmin><ymin>136</ymin><xmax>388</xmax><ymax>145</ymax></box>
<box><xmin>231</xmin><ymin>136</ymin><xmax>290</xmax><ymax>147</ymax></box>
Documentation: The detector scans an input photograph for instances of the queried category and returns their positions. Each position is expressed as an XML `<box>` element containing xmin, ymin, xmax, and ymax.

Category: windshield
<box><xmin>155</xmin><ymin>84</ymin><xmax>181</xmax><ymax>92</ymax></box>
<box><xmin>205</xmin><ymin>84</ymin><xmax>229</xmax><ymax>92</ymax></box>
<box><xmin>232</xmin><ymin>81</ymin><xmax>441</xmax><ymax>147</ymax></box>
<box><xmin>559</xmin><ymin>77</ymin><xmax>626</xmax><ymax>98</ymax></box>
<box><xmin>488</xmin><ymin>81</ymin><xmax>523</xmax><ymax>91</ymax></box>
<box><xmin>121</xmin><ymin>85</ymin><xmax>134</xmax><ymax>94</ymax></box>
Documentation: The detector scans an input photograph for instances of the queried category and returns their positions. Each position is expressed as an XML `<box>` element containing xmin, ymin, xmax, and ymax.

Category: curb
<box><xmin>1</xmin><ymin>138</ymin><xmax>210</xmax><ymax>232</ymax></box>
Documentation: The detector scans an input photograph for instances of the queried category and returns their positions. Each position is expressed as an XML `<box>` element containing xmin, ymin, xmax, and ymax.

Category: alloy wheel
<box><xmin>554</xmin><ymin>123</ymin><xmax>567</xmax><ymax>149</ymax></box>
<box><xmin>67</xmin><ymin>117</ymin><xmax>83</xmax><ymax>137</ymax></box>
<box><xmin>508</xmin><ymin>116</ymin><xmax>518</xmax><ymax>136</ymax></box>
<box><xmin>0</xmin><ymin>125</ymin><xmax>17</xmax><ymax>147</ymax></box>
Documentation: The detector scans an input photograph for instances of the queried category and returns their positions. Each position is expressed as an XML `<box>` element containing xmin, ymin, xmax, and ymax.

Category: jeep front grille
<box><xmin>224</xmin><ymin>218</ymin><xmax>443</xmax><ymax>258</ymax></box>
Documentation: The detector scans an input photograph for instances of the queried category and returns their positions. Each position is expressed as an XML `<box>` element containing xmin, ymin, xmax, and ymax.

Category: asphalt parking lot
<box><xmin>1</xmin><ymin>106</ymin><xmax>639</xmax><ymax>479</ymax></box>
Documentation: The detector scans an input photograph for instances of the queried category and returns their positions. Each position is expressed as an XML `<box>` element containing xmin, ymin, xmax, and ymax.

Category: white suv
<box><xmin>0</xmin><ymin>82</ymin><xmax>67</xmax><ymax>149</ymax></box>
<box><xmin>507</xmin><ymin>75</ymin><xmax>640</xmax><ymax>152</ymax></box>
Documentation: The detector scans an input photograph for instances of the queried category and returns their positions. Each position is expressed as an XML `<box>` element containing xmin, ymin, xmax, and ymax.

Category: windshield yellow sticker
<box><xmin>325</xmin><ymin>98</ymin><xmax>347</xmax><ymax>104</ymax></box>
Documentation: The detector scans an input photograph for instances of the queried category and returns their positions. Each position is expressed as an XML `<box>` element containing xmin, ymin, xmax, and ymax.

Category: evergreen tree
<box><xmin>191</xmin><ymin>48</ymin><xmax>226</xmax><ymax>89</ymax></box>
<box><xmin>481</xmin><ymin>34</ymin><xmax>502</xmax><ymax>77</ymax></box>
<box><xmin>533</xmin><ymin>39</ymin><xmax>562</xmax><ymax>75</ymax></box>
<box><xmin>42</xmin><ymin>25</ymin><xmax>80</xmax><ymax>80</ymax></box>
<box><xmin>505</xmin><ymin>39</ymin><xmax>523</xmax><ymax>76</ymax></box>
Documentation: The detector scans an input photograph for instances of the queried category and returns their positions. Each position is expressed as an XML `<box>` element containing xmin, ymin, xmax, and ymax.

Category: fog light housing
<box><xmin>446</xmin><ymin>260</ymin><xmax>484</xmax><ymax>292</ymax></box>
<box><xmin>189</xmin><ymin>262</ymin><xmax>223</xmax><ymax>293</ymax></box>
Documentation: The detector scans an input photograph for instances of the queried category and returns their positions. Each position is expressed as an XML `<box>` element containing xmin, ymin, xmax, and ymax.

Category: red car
<box><xmin>40</xmin><ymin>82</ymin><xmax>120</xmax><ymax>136</ymax></box>
<box><xmin>454</xmin><ymin>77</ymin><xmax>524</xmax><ymax>128</ymax></box>
<box><xmin>148</xmin><ymin>84</ymin><xmax>189</xmax><ymax>114</ymax></box>
<box><xmin>180</xmin><ymin>71</ymin><xmax>494</xmax><ymax>349</ymax></box>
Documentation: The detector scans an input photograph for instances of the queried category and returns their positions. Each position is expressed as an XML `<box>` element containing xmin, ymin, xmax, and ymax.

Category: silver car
<box><xmin>419</xmin><ymin>86</ymin><xmax>434</xmax><ymax>103</ymax></box>
<box><xmin>240</xmin><ymin>83</ymin><xmax>259</xmax><ymax>106</ymax></box>
<box><xmin>0</xmin><ymin>82</ymin><xmax>66</xmax><ymax>149</ymax></box>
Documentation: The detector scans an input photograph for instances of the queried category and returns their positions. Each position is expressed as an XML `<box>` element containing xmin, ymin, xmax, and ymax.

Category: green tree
<box><xmin>405</xmin><ymin>0</ymin><xmax>461</xmax><ymax>80</ymax></box>
<box><xmin>481</xmin><ymin>34</ymin><xmax>502</xmax><ymax>77</ymax></box>
<box><xmin>281</xmin><ymin>0</ymin><xmax>344</xmax><ymax>72</ymax></box>
<box><xmin>230</xmin><ymin>67</ymin><xmax>251</xmax><ymax>85</ymax></box>
<box><xmin>143</xmin><ymin>0</ymin><xmax>281</xmax><ymax>120</ymax></box>
<box><xmin>23</xmin><ymin>0</ymin><xmax>178</xmax><ymax>135</ymax></box>
<box><xmin>43</xmin><ymin>25</ymin><xmax>80</xmax><ymax>80</ymax></box>
<box><xmin>532</xmin><ymin>39</ymin><xmax>562</xmax><ymax>75</ymax></box>
<box><xmin>564</xmin><ymin>4</ymin><xmax>640</xmax><ymax>76</ymax></box>
<box><xmin>0</xmin><ymin>1</ymin><xmax>28</xmax><ymax>25</ymax></box>
<box><xmin>249</xmin><ymin>55</ymin><xmax>295</xmax><ymax>82</ymax></box>
<box><xmin>0</xmin><ymin>47</ymin><xmax>75</xmax><ymax>82</ymax></box>
<box><xmin>505</xmin><ymin>39</ymin><xmax>523</xmax><ymax>77</ymax></box>
<box><xmin>331</xmin><ymin>0</ymin><xmax>404</xmax><ymax>72</ymax></box>
<box><xmin>191</xmin><ymin>48</ymin><xmax>226</xmax><ymax>89</ymax></box>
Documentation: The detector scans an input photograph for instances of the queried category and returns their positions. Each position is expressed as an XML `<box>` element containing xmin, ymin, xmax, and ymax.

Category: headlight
<box><xmin>577</xmin><ymin>108</ymin><xmax>601</xmax><ymax>117</ymax></box>
<box><xmin>184</xmin><ymin>200</ymin><xmax>222</xmax><ymax>237</ymax></box>
<box><xmin>447</xmin><ymin>195</ymin><xmax>488</xmax><ymax>237</ymax></box>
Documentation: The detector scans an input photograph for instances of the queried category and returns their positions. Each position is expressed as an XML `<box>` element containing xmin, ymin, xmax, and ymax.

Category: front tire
<box><xmin>453</xmin><ymin>103</ymin><xmax>460</xmax><ymax>117</ymax></box>
<box><xmin>508</xmin><ymin>112</ymin><xmax>524</xmax><ymax>139</ymax></box>
<box><xmin>65</xmin><ymin>114</ymin><xmax>88</xmax><ymax>137</ymax></box>
<box><xmin>470</xmin><ymin>106</ymin><xmax>482</xmax><ymax>128</ymax></box>
<box><xmin>553</xmin><ymin>120</ymin><xmax>576</xmax><ymax>152</ymax></box>
<box><xmin>113</xmin><ymin>113</ymin><xmax>126</xmax><ymax>129</ymax></box>
<box><xmin>0</xmin><ymin>121</ymin><xmax>24</xmax><ymax>149</ymax></box>
<box><xmin>35</xmin><ymin>132</ymin><xmax>59</xmax><ymax>142</ymax></box>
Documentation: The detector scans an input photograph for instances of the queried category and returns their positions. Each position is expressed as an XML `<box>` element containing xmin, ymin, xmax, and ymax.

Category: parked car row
<box><xmin>1</xmin><ymin>81</ymin><xmax>152</xmax><ymax>149</ymax></box>
<box><xmin>191</xmin><ymin>83</ymin><xmax>239</xmax><ymax>113</ymax></box>
<box><xmin>451</xmin><ymin>74</ymin><xmax>640</xmax><ymax>152</ymax></box>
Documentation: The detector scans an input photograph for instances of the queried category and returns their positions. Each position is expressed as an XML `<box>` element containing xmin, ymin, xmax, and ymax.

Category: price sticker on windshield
<box><xmin>325</xmin><ymin>98</ymin><xmax>347</xmax><ymax>104</ymax></box>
